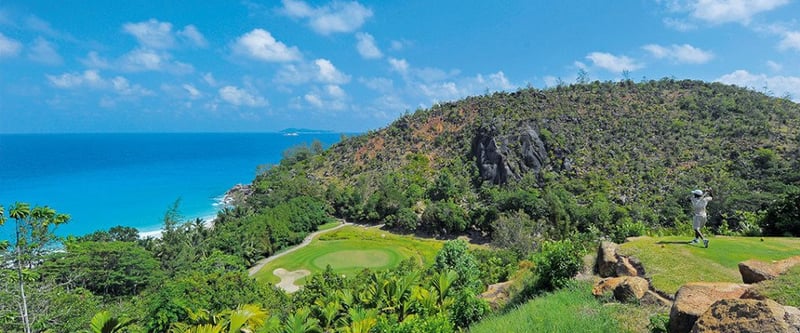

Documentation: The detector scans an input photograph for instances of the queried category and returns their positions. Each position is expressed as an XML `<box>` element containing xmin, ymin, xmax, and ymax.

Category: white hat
<box><xmin>691</xmin><ymin>189</ymin><xmax>703</xmax><ymax>196</ymax></box>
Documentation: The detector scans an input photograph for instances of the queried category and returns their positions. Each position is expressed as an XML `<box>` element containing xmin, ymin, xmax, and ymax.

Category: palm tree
<box><xmin>313</xmin><ymin>299</ymin><xmax>341</xmax><ymax>332</ymax></box>
<box><xmin>9</xmin><ymin>202</ymin><xmax>32</xmax><ymax>333</ymax></box>
<box><xmin>84</xmin><ymin>311</ymin><xmax>133</xmax><ymax>333</ymax></box>
<box><xmin>170</xmin><ymin>304</ymin><xmax>271</xmax><ymax>333</ymax></box>
<box><xmin>225</xmin><ymin>304</ymin><xmax>268</xmax><ymax>333</ymax></box>
<box><xmin>431</xmin><ymin>270</ymin><xmax>458</xmax><ymax>308</ymax></box>
<box><xmin>282</xmin><ymin>308</ymin><xmax>321</xmax><ymax>333</ymax></box>
<box><xmin>0</xmin><ymin>204</ymin><xmax>7</xmax><ymax>251</ymax></box>
<box><xmin>340</xmin><ymin>307</ymin><xmax>378</xmax><ymax>333</ymax></box>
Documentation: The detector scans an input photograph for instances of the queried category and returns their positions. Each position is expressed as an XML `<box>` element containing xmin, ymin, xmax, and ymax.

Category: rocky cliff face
<box><xmin>472</xmin><ymin>124</ymin><xmax>548</xmax><ymax>185</ymax></box>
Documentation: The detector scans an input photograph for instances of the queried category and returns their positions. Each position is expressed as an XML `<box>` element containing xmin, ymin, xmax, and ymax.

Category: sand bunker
<box><xmin>273</xmin><ymin>268</ymin><xmax>311</xmax><ymax>293</ymax></box>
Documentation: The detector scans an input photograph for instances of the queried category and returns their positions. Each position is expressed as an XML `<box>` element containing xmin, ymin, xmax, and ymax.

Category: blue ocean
<box><xmin>0</xmin><ymin>132</ymin><xmax>344</xmax><ymax>239</ymax></box>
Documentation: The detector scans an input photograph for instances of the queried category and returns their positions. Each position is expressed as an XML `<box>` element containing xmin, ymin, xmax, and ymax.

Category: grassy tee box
<box><xmin>618</xmin><ymin>236</ymin><xmax>800</xmax><ymax>295</ymax></box>
<box><xmin>253</xmin><ymin>225</ymin><xmax>443</xmax><ymax>284</ymax></box>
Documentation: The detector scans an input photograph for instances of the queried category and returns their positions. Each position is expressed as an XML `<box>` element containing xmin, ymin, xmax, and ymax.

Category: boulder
<box><xmin>739</xmin><ymin>259</ymin><xmax>780</xmax><ymax>283</ymax></box>
<box><xmin>592</xmin><ymin>277</ymin><xmax>625</xmax><ymax>297</ymax></box>
<box><xmin>479</xmin><ymin>281</ymin><xmax>513</xmax><ymax>310</ymax></box>
<box><xmin>739</xmin><ymin>256</ymin><xmax>800</xmax><ymax>284</ymax></box>
<box><xmin>690</xmin><ymin>298</ymin><xmax>800</xmax><ymax>333</ymax></box>
<box><xmin>616</xmin><ymin>256</ymin><xmax>639</xmax><ymax>277</ymax></box>
<box><xmin>641</xmin><ymin>290</ymin><xmax>672</xmax><ymax>308</ymax></box>
<box><xmin>612</xmin><ymin>276</ymin><xmax>649</xmax><ymax>303</ymax></box>
<box><xmin>596</xmin><ymin>241</ymin><xmax>620</xmax><ymax>278</ymax></box>
<box><xmin>669</xmin><ymin>282</ymin><xmax>749</xmax><ymax>333</ymax></box>
<box><xmin>785</xmin><ymin>306</ymin><xmax>800</xmax><ymax>329</ymax></box>
<box><xmin>626</xmin><ymin>255</ymin><xmax>647</xmax><ymax>277</ymax></box>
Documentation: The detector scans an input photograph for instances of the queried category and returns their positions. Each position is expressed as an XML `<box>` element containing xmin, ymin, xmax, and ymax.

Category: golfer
<box><xmin>690</xmin><ymin>189</ymin><xmax>713</xmax><ymax>248</ymax></box>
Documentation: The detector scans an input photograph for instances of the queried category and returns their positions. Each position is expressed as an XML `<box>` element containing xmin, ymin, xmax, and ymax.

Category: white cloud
<box><xmin>390</xmin><ymin>39</ymin><xmax>412</xmax><ymax>51</ymax></box>
<box><xmin>80</xmin><ymin>51</ymin><xmax>110</xmax><ymax>69</ymax></box>
<box><xmin>123</xmin><ymin>19</ymin><xmax>175</xmax><ymax>49</ymax></box>
<box><xmin>356</xmin><ymin>32</ymin><xmax>382</xmax><ymax>59</ymax></box>
<box><xmin>543</xmin><ymin>76</ymin><xmax>562</xmax><ymax>88</ymax></box>
<box><xmin>314</xmin><ymin>58</ymin><xmax>350</xmax><ymax>84</ymax></box>
<box><xmin>119</xmin><ymin>49</ymin><xmax>194</xmax><ymax>74</ymax></box>
<box><xmin>25</xmin><ymin>15</ymin><xmax>69</xmax><ymax>40</ymax></box>
<box><xmin>219</xmin><ymin>85</ymin><xmax>268</xmax><ymax>107</ymax></box>
<box><xmin>47</xmin><ymin>70</ymin><xmax>105</xmax><ymax>88</ymax></box>
<box><xmin>304</xmin><ymin>93</ymin><xmax>324</xmax><ymax>108</ymax></box>
<box><xmin>643</xmin><ymin>43</ymin><xmax>714</xmax><ymax>64</ymax></box>
<box><xmin>778</xmin><ymin>31</ymin><xmax>800</xmax><ymax>51</ymax></box>
<box><xmin>388</xmin><ymin>57</ymin><xmax>409</xmax><ymax>74</ymax></box>
<box><xmin>585</xmin><ymin>52</ymin><xmax>643</xmax><ymax>73</ymax></box>
<box><xmin>662</xmin><ymin>17</ymin><xmax>696</xmax><ymax>31</ymax></box>
<box><xmin>232</xmin><ymin>29</ymin><xmax>301</xmax><ymax>62</ymax></box>
<box><xmin>47</xmin><ymin>70</ymin><xmax>152</xmax><ymax>96</ymax></box>
<box><xmin>182</xmin><ymin>84</ymin><xmax>202</xmax><ymax>99</ymax></box>
<box><xmin>690</xmin><ymin>0</ymin><xmax>789</xmax><ymax>25</ymax></box>
<box><xmin>766</xmin><ymin>60</ymin><xmax>782</xmax><ymax>72</ymax></box>
<box><xmin>274</xmin><ymin>58</ymin><xmax>350</xmax><ymax>85</ymax></box>
<box><xmin>716</xmin><ymin>69</ymin><xmax>800</xmax><ymax>101</ymax></box>
<box><xmin>27</xmin><ymin>37</ymin><xmax>62</xmax><ymax>65</ymax></box>
<box><xmin>416</xmin><ymin>71</ymin><xmax>514</xmax><ymax>102</ymax></box>
<box><xmin>326</xmin><ymin>84</ymin><xmax>346</xmax><ymax>98</ymax></box>
<box><xmin>110</xmin><ymin>76</ymin><xmax>152</xmax><ymax>96</ymax></box>
<box><xmin>280</xmin><ymin>0</ymin><xmax>373</xmax><ymax>35</ymax></box>
<box><xmin>120</xmin><ymin>48</ymin><xmax>165</xmax><ymax>71</ymax></box>
<box><xmin>301</xmin><ymin>84</ymin><xmax>348</xmax><ymax>110</ymax></box>
<box><xmin>359</xmin><ymin>77</ymin><xmax>394</xmax><ymax>93</ymax></box>
<box><xmin>178</xmin><ymin>25</ymin><xmax>208</xmax><ymax>47</ymax></box>
<box><xmin>203</xmin><ymin>73</ymin><xmax>217</xmax><ymax>86</ymax></box>
<box><xmin>0</xmin><ymin>32</ymin><xmax>22</xmax><ymax>58</ymax></box>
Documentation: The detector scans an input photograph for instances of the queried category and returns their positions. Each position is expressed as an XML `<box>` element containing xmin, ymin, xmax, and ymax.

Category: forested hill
<box><xmin>251</xmin><ymin>79</ymin><xmax>800</xmax><ymax>241</ymax></box>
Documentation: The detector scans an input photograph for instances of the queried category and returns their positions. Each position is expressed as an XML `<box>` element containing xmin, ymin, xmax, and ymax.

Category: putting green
<box><xmin>312</xmin><ymin>249</ymin><xmax>396</xmax><ymax>270</ymax></box>
<box><xmin>253</xmin><ymin>226</ymin><xmax>443</xmax><ymax>285</ymax></box>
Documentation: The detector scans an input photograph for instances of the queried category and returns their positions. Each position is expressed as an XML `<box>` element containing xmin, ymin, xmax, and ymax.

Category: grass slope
<box><xmin>253</xmin><ymin>226</ymin><xmax>442</xmax><ymax>284</ymax></box>
<box><xmin>470</xmin><ymin>281</ymin><xmax>655</xmax><ymax>333</ymax></box>
<box><xmin>619</xmin><ymin>236</ymin><xmax>800</xmax><ymax>295</ymax></box>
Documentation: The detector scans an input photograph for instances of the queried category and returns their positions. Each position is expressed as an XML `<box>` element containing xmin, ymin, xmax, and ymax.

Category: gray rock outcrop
<box><xmin>472</xmin><ymin>124</ymin><xmax>548</xmax><ymax>185</ymax></box>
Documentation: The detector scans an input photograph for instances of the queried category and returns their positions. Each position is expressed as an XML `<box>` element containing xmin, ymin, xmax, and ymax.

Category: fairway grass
<box><xmin>619</xmin><ymin>236</ymin><xmax>800</xmax><ymax>295</ymax></box>
<box><xmin>253</xmin><ymin>225</ymin><xmax>443</xmax><ymax>285</ymax></box>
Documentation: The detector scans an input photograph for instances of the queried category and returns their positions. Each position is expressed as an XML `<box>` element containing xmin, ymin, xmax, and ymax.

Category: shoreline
<box><xmin>138</xmin><ymin>213</ymin><xmax>218</xmax><ymax>239</ymax></box>
<box><xmin>137</xmin><ymin>191</ymin><xmax>235</xmax><ymax>239</ymax></box>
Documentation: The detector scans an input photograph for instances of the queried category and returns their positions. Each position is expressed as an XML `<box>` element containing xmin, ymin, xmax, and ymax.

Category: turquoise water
<box><xmin>0</xmin><ymin>133</ymin><xmax>344</xmax><ymax>239</ymax></box>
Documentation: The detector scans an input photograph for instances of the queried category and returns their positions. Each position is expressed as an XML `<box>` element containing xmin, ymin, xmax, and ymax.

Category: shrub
<box><xmin>648</xmin><ymin>313</ymin><xmax>669</xmax><ymax>333</ymax></box>
<box><xmin>532</xmin><ymin>239</ymin><xmax>583</xmax><ymax>291</ymax></box>
<box><xmin>449</xmin><ymin>290</ymin><xmax>489</xmax><ymax>328</ymax></box>
<box><xmin>611</xmin><ymin>218</ymin><xmax>648</xmax><ymax>243</ymax></box>
<box><xmin>762</xmin><ymin>188</ymin><xmax>800</xmax><ymax>236</ymax></box>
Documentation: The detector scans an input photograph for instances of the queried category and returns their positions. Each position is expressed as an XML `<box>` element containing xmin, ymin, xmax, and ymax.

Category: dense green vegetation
<box><xmin>1</xmin><ymin>79</ymin><xmax>799</xmax><ymax>332</ymax></box>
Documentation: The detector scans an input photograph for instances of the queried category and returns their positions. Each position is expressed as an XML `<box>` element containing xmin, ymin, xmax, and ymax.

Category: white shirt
<box><xmin>691</xmin><ymin>195</ymin><xmax>712</xmax><ymax>216</ymax></box>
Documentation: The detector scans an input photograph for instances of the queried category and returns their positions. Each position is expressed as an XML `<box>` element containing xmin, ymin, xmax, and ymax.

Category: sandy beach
<box><xmin>138</xmin><ymin>214</ymin><xmax>217</xmax><ymax>239</ymax></box>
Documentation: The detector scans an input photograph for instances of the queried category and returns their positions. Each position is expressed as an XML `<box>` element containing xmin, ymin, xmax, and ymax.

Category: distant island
<box><xmin>278</xmin><ymin>128</ymin><xmax>334</xmax><ymax>135</ymax></box>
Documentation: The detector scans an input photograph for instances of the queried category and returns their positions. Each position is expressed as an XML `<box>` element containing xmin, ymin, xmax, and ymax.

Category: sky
<box><xmin>1</xmin><ymin>0</ymin><xmax>799</xmax><ymax>133</ymax></box>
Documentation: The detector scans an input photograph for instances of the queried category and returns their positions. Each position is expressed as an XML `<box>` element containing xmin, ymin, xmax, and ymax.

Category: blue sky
<box><xmin>1</xmin><ymin>0</ymin><xmax>799</xmax><ymax>133</ymax></box>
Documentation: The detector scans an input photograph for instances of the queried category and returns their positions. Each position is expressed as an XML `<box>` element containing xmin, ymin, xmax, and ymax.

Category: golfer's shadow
<box><xmin>656</xmin><ymin>241</ymin><xmax>693</xmax><ymax>244</ymax></box>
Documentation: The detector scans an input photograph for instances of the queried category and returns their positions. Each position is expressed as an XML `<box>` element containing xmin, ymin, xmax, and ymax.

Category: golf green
<box><xmin>253</xmin><ymin>226</ymin><xmax>443</xmax><ymax>285</ymax></box>
<box><xmin>311</xmin><ymin>249</ymin><xmax>397</xmax><ymax>270</ymax></box>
